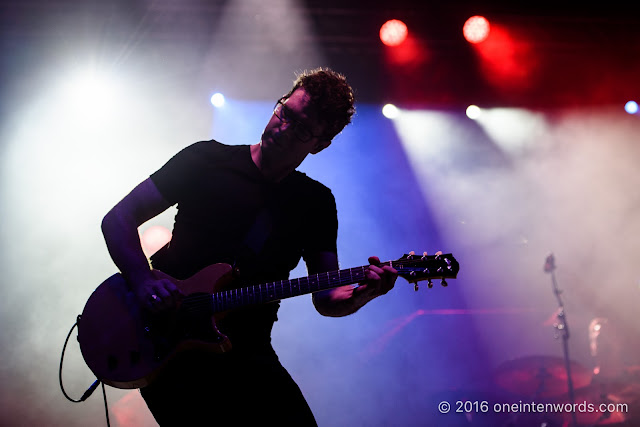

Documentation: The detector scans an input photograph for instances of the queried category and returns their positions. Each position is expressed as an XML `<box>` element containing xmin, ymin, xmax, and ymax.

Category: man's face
<box><xmin>260</xmin><ymin>88</ymin><xmax>331</xmax><ymax>164</ymax></box>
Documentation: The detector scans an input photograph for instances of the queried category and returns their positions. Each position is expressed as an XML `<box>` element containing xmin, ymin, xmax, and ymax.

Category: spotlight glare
<box><xmin>382</xmin><ymin>104</ymin><xmax>400</xmax><ymax>119</ymax></box>
<box><xmin>466</xmin><ymin>105</ymin><xmax>482</xmax><ymax>119</ymax></box>
<box><xmin>63</xmin><ymin>69</ymin><xmax>119</xmax><ymax>121</ymax></box>
<box><xmin>463</xmin><ymin>16</ymin><xmax>491</xmax><ymax>44</ymax></box>
<box><xmin>380</xmin><ymin>19</ymin><xmax>408</xmax><ymax>47</ymax></box>
<box><xmin>140</xmin><ymin>225</ymin><xmax>172</xmax><ymax>256</ymax></box>
<box><xmin>625</xmin><ymin>100</ymin><xmax>638</xmax><ymax>114</ymax></box>
<box><xmin>210</xmin><ymin>92</ymin><xmax>225</xmax><ymax>108</ymax></box>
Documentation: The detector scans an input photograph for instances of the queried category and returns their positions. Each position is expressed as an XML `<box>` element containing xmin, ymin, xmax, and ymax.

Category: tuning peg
<box><xmin>441</xmin><ymin>279</ymin><xmax>448</xmax><ymax>287</ymax></box>
<box><xmin>427</xmin><ymin>279</ymin><xmax>433</xmax><ymax>289</ymax></box>
<box><xmin>414</xmin><ymin>283</ymin><xmax>419</xmax><ymax>291</ymax></box>
<box><xmin>423</xmin><ymin>268</ymin><xmax>431</xmax><ymax>274</ymax></box>
<box><xmin>421</xmin><ymin>251</ymin><xmax>428</xmax><ymax>260</ymax></box>
<box><xmin>408</xmin><ymin>250</ymin><xmax>415</xmax><ymax>259</ymax></box>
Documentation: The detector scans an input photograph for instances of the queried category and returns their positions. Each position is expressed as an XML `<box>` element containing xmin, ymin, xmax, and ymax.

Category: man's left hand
<box><xmin>357</xmin><ymin>255</ymin><xmax>398</xmax><ymax>298</ymax></box>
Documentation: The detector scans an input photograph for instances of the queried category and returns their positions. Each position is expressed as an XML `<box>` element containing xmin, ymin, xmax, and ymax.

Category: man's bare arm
<box><xmin>101</xmin><ymin>177</ymin><xmax>181</xmax><ymax>310</ymax></box>
<box><xmin>310</xmin><ymin>252</ymin><xmax>398</xmax><ymax>317</ymax></box>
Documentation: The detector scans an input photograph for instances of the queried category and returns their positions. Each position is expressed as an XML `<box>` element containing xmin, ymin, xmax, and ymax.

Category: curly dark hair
<box><xmin>283</xmin><ymin>67</ymin><xmax>355</xmax><ymax>140</ymax></box>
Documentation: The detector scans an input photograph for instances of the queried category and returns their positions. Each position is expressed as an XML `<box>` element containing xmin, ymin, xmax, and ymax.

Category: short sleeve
<box><xmin>150</xmin><ymin>140</ymin><xmax>225</xmax><ymax>204</ymax></box>
<box><xmin>303</xmin><ymin>184</ymin><xmax>338</xmax><ymax>256</ymax></box>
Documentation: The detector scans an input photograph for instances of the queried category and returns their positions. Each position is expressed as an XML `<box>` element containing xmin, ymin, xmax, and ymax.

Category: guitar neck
<box><xmin>208</xmin><ymin>253</ymin><xmax>459</xmax><ymax>313</ymax></box>
<box><xmin>211</xmin><ymin>263</ymin><xmax>383</xmax><ymax>313</ymax></box>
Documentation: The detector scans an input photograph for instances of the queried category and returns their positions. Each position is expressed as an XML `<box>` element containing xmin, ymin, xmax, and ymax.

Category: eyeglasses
<box><xmin>273</xmin><ymin>98</ymin><xmax>321</xmax><ymax>143</ymax></box>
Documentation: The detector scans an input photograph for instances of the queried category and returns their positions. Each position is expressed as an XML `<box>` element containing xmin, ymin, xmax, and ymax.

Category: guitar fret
<box><xmin>273</xmin><ymin>281</ymin><xmax>280</xmax><ymax>300</ymax></box>
<box><xmin>328</xmin><ymin>270</ymin><xmax>339</xmax><ymax>288</ymax></box>
<box><xmin>309</xmin><ymin>274</ymin><xmax>318</xmax><ymax>292</ymax></box>
<box><xmin>248</xmin><ymin>285</ymin><xmax>255</xmax><ymax>305</ymax></box>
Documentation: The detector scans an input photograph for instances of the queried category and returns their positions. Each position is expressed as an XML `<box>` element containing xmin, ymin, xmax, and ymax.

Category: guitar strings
<box><xmin>178</xmin><ymin>258</ymin><xmax>450</xmax><ymax>315</ymax></box>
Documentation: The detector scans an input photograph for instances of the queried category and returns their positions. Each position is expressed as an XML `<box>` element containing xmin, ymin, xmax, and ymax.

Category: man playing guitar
<box><xmin>100</xmin><ymin>68</ymin><xmax>398</xmax><ymax>426</ymax></box>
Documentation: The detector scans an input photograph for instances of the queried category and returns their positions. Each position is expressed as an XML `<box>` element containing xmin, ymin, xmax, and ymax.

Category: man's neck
<box><xmin>250</xmin><ymin>143</ymin><xmax>297</xmax><ymax>182</ymax></box>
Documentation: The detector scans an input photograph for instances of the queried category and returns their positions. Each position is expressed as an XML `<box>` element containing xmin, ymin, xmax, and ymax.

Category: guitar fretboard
<box><xmin>196</xmin><ymin>253</ymin><xmax>458</xmax><ymax>314</ymax></box>
<box><xmin>211</xmin><ymin>264</ymin><xmax>386</xmax><ymax>313</ymax></box>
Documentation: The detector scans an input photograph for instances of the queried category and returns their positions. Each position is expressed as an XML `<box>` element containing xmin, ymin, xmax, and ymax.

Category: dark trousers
<box><xmin>140</xmin><ymin>348</ymin><xmax>317</xmax><ymax>426</ymax></box>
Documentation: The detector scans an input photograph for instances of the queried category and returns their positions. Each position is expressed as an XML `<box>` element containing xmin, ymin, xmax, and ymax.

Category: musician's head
<box><xmin>282</xmin><ymin>68</ymin><xmax>355</xmax><ymax>141</ymax></box>
<box><xmin>259</xmin><ymin>68</ymin><xmax>355</xmax><ymax>171</ymax></box>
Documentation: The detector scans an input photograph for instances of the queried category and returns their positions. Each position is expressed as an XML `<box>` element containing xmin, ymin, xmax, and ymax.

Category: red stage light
<box><xmin>380</xmin><ymin>19</ymin><xmax>408</xmax><ymax>47</ymax></box>
<box><xmin>463</xmin><ymin>16</ymin><xmax>490</xmax><ymax>44</ymax></box>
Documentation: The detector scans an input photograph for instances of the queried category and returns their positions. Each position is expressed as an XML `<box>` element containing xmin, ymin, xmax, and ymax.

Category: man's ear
<box><xmin>311</xmin><ymin>139</ymin><xmax>332</xmax><ymax>154</ymax></box>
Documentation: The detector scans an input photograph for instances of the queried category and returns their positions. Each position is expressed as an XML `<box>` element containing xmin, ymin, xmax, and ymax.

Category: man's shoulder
<box><xmin>183</xmin><ymin>139</ymin><xmax>248</xmax><ymax>162</ymax></box>
<box><xmin>189</xmin><ymin>139</ymin><xmax>242</xmax><ymax>153</ymax></box>
<box><xmin>288</xmin><ymin>171</ymin><xmax>334</xmax><ymax>198</ymax></box>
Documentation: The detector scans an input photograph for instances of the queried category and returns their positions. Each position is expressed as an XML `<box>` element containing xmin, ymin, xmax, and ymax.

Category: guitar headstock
<box><xmin>393</xmin><ymin>251</ymin><xmax>459</xmax><ymax>291</ymax></box>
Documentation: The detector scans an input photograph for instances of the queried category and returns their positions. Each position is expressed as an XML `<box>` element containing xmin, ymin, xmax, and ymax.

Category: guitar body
<box><xmin>78</xmin><ymin>263</ymin><xmax>234</xmax><ymax>389</ymax></box>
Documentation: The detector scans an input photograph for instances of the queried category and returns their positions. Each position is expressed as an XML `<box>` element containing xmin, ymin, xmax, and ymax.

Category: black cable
<box><xmin>101</xmin><ymin>382</ymin><xmax>111</xmax><ymax>427</ymax></box>
<box><xmin>59</xmin><ymin>315</ymin><xmax>85</xmax><ymax>403</ymax></box>
<box><xmin>59</xmin><ymin>314</ymin><xmax>111</xmax><ymax>426</ymax></box>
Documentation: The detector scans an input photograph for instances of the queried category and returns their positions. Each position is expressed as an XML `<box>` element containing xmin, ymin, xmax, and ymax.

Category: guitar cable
<box><xmin>59</xmin><ymin>315</ymin><xmax>111</xmax><ymax>427</ymax></box>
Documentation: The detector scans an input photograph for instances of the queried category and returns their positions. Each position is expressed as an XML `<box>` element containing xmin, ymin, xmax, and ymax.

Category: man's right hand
<box><xmin>135</xmin><ymin>276</ymin><xmax>184</xmax><ymax>313</ymax></box>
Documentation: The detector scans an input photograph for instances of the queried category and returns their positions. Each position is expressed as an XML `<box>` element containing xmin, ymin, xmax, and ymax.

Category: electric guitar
<box><xmin>78</xmin><ymin>252</ymin><xmax>459</xmax><ymax>389</ymax></box>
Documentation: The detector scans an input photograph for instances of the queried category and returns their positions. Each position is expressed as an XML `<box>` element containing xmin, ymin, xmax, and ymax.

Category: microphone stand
<box><xmin>545</xmin><ymin>253</ymin><xmax>578</xmax><ymax>427</ymax></box>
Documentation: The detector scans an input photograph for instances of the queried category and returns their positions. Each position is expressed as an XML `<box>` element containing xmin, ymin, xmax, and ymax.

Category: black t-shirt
<box><xmin>149</xmin><ymin>140</ymin><xmax>338</xmax><ymax>348</ymax></box>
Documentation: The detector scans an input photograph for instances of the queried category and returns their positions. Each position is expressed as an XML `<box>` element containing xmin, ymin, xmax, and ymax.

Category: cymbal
<box><xmin>555</xmin><ymin>382</ymin><xmax>639</xmax><ymax>425</ymax></box>
<box><xmin>494</xmin><ymin>355</ymin><xmax>592</xmax><ymax>398</ymax></box>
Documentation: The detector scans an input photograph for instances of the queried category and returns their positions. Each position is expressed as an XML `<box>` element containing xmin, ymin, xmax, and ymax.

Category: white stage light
<box><xmin>466</xmin><ymin>105</ymin><xmax>481</xmax><ymax>120</ymax></box>
<box><xmin>382</xmin><ymin>104</ymin><xmax>400</xmax><ymax>119</ymax></box>
<box><xmin>211</xmin><ymin>93</ymin><xmax>225</xmax><ymax>108</ymax></box>
<box><xmin>62</xmin><ymin>68</ymin><xmax>121</xmax><ymax>124</ymax></box>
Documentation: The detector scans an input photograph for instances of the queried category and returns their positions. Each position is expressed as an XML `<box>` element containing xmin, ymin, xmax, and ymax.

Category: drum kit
<box><xmin>430</xmin><ymin>256</ymin><xmax>638</xmax><ymax>426</ymax></box>
<box><xmin>491</xmin><ymin>355</ymin><xmax>640</xmax><ymax>426</ymax></box>
<box><xmin>486</xmin><ymin>255</ymin><xmax>640</xmax><ymax>426</ymax></box>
